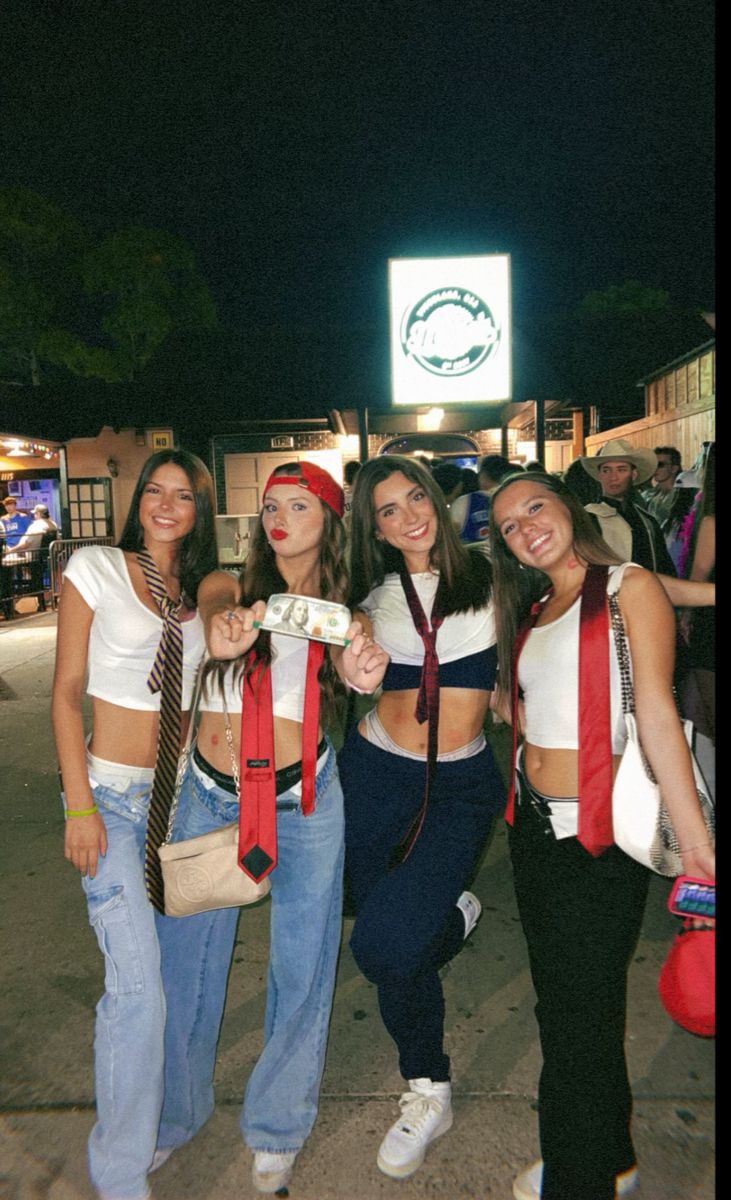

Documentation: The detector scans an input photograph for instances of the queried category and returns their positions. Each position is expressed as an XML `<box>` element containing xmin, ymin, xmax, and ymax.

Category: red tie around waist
<box><xmin>506</xmin><ymin>564</ymin><xmax>614</xmax><ymax>857</ymax></box>
<box><xmin>239</xmin><ymin>639</ymin><xmax>325</xmax><ymax>882</ymax></box>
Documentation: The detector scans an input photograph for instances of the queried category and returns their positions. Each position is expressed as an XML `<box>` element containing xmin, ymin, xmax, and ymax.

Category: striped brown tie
<box><xmin>137</xmin><ymin>547</ymin><xmax>184</xmax><ymax>913</ymax></box>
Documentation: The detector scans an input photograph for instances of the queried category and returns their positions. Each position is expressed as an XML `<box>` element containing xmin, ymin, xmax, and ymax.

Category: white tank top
<box><xmin>200</xmin><ymin>632</ymin><xmax>308</xmax><ymax>723</ymax></box>
<box><xmin>519</xmin><ymin>563</ymin><xmax>639</xmax><ymax>754</ymax></box>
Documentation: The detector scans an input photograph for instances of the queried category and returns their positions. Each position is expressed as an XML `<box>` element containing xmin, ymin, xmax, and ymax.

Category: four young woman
<box><xmin>53</xmin><ymin>451</ymin><xmax>715</xmax><ymax>1199</ymax></box>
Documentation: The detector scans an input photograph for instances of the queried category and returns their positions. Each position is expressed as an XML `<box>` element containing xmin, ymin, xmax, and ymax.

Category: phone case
<box><xmin>668</xmin><ymin>875</ymin><xmax>715</xmax><ymax>920</ymax></box>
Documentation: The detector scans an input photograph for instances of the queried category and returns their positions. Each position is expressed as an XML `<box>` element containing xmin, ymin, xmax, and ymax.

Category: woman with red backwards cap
<box><xmin>154</xmin><ymin>462</ymin><xmax>388</xmax><ymax>1195</ymax></box>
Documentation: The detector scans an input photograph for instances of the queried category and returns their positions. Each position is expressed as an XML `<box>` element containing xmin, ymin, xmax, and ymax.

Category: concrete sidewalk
<box><xmin>0</xmin><ymin>613</ymin><xmax>715</xmax><ymax>1199</ymax></box>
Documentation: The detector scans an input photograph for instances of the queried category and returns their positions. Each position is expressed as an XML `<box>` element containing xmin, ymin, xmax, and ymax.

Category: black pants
<box><xmin>339</xmin><ymin>730</ymin><xmax>504</xmax><ymax>1082</ymax></box>
<box><xmin>509</xmin><ymin>788</ymin><xmax>649</xmax><ymax>1200</ymax></box>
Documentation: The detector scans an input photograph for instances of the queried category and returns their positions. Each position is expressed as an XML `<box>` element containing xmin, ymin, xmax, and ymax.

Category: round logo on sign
<box><xmin>400</xmin><ymin>287</ymin><xmax>500</xmax><ymax>377</ymax></box>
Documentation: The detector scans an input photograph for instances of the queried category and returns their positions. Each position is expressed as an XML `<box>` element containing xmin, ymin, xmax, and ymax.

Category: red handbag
<box><xmin>657</xmin><ymin>919</ymin><xmax>715</xmax><ymax>1037</ymax></box>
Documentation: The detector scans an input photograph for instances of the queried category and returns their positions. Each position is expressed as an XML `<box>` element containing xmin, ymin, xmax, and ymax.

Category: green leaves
<box><xmin>0</xmin><ymin>190</ymin><xmax>217</xmax><ymax>384</ymax></box>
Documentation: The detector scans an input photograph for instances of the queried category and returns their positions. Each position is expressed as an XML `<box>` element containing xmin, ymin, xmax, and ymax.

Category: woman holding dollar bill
<box><xmin>338</xmin><ymin>454</ymin><xmax>505</xmax><ymax>1180</ymax></box>
<box><xmin>154</xmin><ymin>461</ymin><xmax>388</xmax><ymax>1195</ymax></box>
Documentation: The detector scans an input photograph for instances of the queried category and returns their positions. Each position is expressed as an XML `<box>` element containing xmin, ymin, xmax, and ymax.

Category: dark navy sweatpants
<box><xmin>338</xmin><ymin>729</ymin><xmax>505</xmax><ymax>1081</ymax></box>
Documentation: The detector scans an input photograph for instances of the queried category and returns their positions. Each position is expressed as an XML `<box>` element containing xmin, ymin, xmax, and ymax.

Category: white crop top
<box><xmin>200</xmin><ymin>632</ymin><xmax>308</xmax><ymax>723</ymax></box>
<box><xmin>358</xmin><ymin>571</ymin><xmax>496</xmax><ymax>663</ymax></box>
<box><xmin>63</xmin><ymin>545</ymin><xmax>206</xmax><ymax>710</ymax></box>
<box><xmin>520</xmin><ymin>562</ymin><xmax>639</xmax><ymax>753</ymax></box>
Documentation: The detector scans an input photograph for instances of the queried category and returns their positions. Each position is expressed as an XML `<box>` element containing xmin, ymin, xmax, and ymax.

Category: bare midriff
<box><xmin>523</xmin><ymin>743</ymin><xmax>624</xmax><ymax>798</ymax></box>
<box><xmin>360</xmin><ymin>687</ymin><xmax>490</xmax><ymax>756</ymax></box>
<box><xmin>196</xmin><ymin>711</ymin><xmax>320</xmax><ymax>776</ymax></box>
<box><xmin>87</xmin><ymin>697</ymin><xmax>192</xmax><ymax>768</ymax></box>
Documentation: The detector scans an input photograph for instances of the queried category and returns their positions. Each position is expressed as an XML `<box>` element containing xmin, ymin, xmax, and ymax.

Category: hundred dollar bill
<box><xmin>255</xmin><ymin>594</ymin><xmax>352</xmax><ymax>646</ymax></box>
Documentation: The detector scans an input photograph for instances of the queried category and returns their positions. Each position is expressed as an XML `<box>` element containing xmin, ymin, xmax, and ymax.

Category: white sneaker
<box><xmin>376</xmin><ymin>1077</ymin><xmax>453</xmax><ymax>1179</ymax></box>
<box><xmin>513</xmin><ymin>1158</ymin><xmax>639</xmax><ymax>1200</ymax></box>
<box><xmin>149</xmin><ymin>1147</ymin><xmax>174</xmax><ymax>1173</ymax></box>
<box><xmin>456</xmin><ymin>890</ymin><xmax>482</xmax><ymax>939</ymax></box>
<box><xmin>252</xmin><ymin>1150</ymin><xmax>297</xmax><ymax>1194</ymax></box>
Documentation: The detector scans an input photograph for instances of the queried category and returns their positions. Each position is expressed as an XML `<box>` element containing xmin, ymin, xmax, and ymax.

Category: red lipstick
<box><xmin>270</xmin><ymin>529</ymin><xmax>288</xmax><ymax>541</ymax></box>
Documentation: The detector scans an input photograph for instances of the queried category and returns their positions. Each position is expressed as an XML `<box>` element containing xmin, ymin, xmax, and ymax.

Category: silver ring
<box><xmin>225</xmin><ymin>610</ymin><xmax>237</xmax><ymax>621</ymax></box>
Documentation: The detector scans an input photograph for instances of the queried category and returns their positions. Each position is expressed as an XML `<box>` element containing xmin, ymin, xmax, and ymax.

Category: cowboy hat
<box><xmin>580</xmin><ymin>438</ymin><xmax>657</xmax><ymax>486</ymax></box>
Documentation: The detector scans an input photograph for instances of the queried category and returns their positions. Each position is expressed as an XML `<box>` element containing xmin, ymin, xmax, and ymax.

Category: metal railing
<box><xmin>49</xmin><ymin>537</ymin><xmax>115</xmax><ymax>609</ymax></box>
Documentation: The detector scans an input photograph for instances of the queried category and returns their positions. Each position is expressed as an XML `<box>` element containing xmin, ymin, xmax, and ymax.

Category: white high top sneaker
<box><xmin>252</xmin><ymin>1151</ymin><xmax>297</xmax><ymax>1194</ymax></box>
<box><xmin>376</xmin><ymin>1077</ymin><xmax>453</xmax><ymax>1179</ymax></box>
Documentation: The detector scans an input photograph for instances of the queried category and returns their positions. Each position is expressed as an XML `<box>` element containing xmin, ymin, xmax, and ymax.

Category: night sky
<box><xmin>2</xmin><ymin>0</ymin><xmax>716</xmax><ymax>416</ymax></box>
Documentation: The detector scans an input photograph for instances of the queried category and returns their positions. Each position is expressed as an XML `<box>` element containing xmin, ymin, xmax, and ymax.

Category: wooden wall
<box><xmin>585</xmin><ymin>344</ymin><xmax>715</xmax><ymax>467</ymax></box>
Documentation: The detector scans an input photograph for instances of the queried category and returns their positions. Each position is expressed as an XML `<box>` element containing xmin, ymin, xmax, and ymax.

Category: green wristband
<box><xmin>65</xmin><ymin>805</ymin><xmax>99</xmax><ymax>818</ymax></box>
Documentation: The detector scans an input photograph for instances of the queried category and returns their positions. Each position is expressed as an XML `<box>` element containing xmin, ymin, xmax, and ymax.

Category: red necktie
<box><xmin>577</xmin><ymin>564</ymin><xmax>614</xmax><ymax>855</ymax></box>
<box><xmin>396</xmin><ymin>569</ymin><xmax>445</xmax><ymax>860</ymax></box>
<box><xmin>238</xmin><ymin>639</ymin><xmax>325</xmax><ymax>882</ymax></box>
<box><xmin>506</xmin><ymin>565</ymin><xmax>614</xmax><ymax>857</ymax></box>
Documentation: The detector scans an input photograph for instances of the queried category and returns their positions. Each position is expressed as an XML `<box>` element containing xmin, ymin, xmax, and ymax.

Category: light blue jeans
<box><xmin>81</xmin><ymin>778</ymin><xmax>164</xmax><ymax>1200</ymax></box>
<box><xmin>155</xmin><ymin>741</ymin><xmax>345</xmax><ymax>1154</ymax></box>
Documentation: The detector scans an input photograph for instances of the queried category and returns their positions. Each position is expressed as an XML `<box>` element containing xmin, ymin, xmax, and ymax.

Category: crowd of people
<box><xmin>47</xmin><ymin>440</ymin><xmax>714</xmax><ymax>1200</ymax></box>
<box><xmin>1</xmin><ymin>496</ymin><xmax>60</xmax><ymax>618</ymax></box>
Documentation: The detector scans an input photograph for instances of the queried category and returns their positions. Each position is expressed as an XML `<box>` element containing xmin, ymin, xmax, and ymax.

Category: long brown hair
<box><xmin>348</xmin><ymin>454</ymin><xmax>492</xmax><ymax>614</ymax></box>
<box><xmin>210</xmin><ymin>462</ymin><xmax>348</xmax><ymax>720</ymax></box>
<box><xmin>489</xmin><ymin>471</ymin><xmax>622</xmax><ymax>707</ymax></box>
<box><xmin>117</xmin><ymin>449</ymin><xmax>217</xmax><ymax>605</ymax></box>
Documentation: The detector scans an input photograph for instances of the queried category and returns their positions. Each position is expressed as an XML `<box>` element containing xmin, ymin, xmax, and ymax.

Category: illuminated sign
<box><xmin>149</xmin><ymin>429</ymin><xmax>174</xmax><ymax>450</ymax></box>
<box><xmin>389</xmin><ymin>255</ymin><xmax>511</xmax><ymax>405</ymax></box>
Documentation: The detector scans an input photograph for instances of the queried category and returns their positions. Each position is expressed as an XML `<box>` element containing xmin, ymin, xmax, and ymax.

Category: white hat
<box><xmin>579</xmin><ymin>438</ymin><xmax>657</xmax><ymax>486</ymax></box>
<box><xmin>674</xmin><ymin>468</ymin><xmax>702</xmax><ymax>490</ymax></box>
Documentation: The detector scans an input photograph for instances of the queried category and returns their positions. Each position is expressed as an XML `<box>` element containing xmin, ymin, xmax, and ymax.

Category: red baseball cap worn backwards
<box><xmin>263</xmin><ymin>462</ymin><xmax>344</xmax><ymax>518</ymax></box>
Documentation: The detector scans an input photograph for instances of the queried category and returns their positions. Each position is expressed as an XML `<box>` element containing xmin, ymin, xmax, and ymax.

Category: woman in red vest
<box><xmin>489</xmin><ymin>471</ymin><xmax>715</xmax><ymax>1200</ymax></box>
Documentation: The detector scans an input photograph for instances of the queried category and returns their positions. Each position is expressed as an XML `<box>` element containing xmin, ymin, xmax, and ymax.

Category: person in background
<box><xmin>478</xmin><ymin>454</ymin><xmax>520</xmax><ymax>495</ymax></box>
<box><xmin>562</xmin><ymin>458</ymin><xmax>602</xmax><ymax>506</ymax></box>
<box><xmin>450</xmin><ymin>468</ymin><xmax>492</xmax><ymax>551</ymax></box>
<box><xmin>489</xmin><ymin>470</ymin><xmax>715</xmax><ymax>1200</ymax></box>
<box><xmin>0</xmin><ymin>495</ymin><xmax>31</xmax><ymax>548</ymax></box>
<box><xmin>662</xmin><ymin>469</ymin><xmax>702</xmax><ymax>576</ymax></box>
<box><xmin>51</xmin><ymin>450</ymin><xmax>217</xmax><ymax>1200</ymax></box>
<box><xmin>524</xmin><ymin>460</ymin><xmax>545</xmax><ymax>472</ymax></box>
<box><xmin>460</xmin><ymin>467</ymin><xmax>480</xmax><ymax>494</ymax></box>
<box><xmin>1</xmin><ymin>496</ymin><xmax>31</xmax><ymax>619</ymax></box>
<box><xmin>681</xmin><ymin>442</ymin><xmax>715</xmax><ymax>798</ymax></box>
<box><xmin>339</xmin><ymin>455</ymin><xmax>504</xmax><ymax>1181</ymax></box>
<box><xmin>342</xmin><ymin>459</ymin><xmax>361</xmax><ymax>519</ymax></box>
<box><xmin>431</xmin><ymin>462</ymin><xmax>464</xmax><ymax>506</ymax></box>
<box><xmin>641</xmin><ymin>446</ymin><xmax>682</xmax><ymax>524</ymax></box>
<box><xmin>580</xmin><ymin>439</ymin><xmax>676</xmax><ymax>575</ymax></box>
<box><xmin>6</xmin><ymin>504</ymin><xmax>61</xmax><ymax>611</ymax></box>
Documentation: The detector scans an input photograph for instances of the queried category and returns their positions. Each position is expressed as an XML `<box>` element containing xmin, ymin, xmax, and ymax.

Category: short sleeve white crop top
<box><xmin>199</xmin><ymin>632</ymin><xmax>308</xmax><ymax>722</ymax></box>
<box><xmin>519</xmin><ymin>562</ymin><xmax>639</xmax><ymax>754</ymax></box>
<box><xmin>63</xmin><ymin>545</ymin><xmax>206</xmax><ymax>710</ymax></box>
<box><xmin>359</xmin><ymin>571</ymin><xmax>496</xmax><ymax>666</ymax></box>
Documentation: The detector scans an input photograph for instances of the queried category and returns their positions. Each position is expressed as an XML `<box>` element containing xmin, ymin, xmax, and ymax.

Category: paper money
<box><xmin>256</xmin><ymin>594</ymin><xmax>352</xmax><ymax>646</ymax></box>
